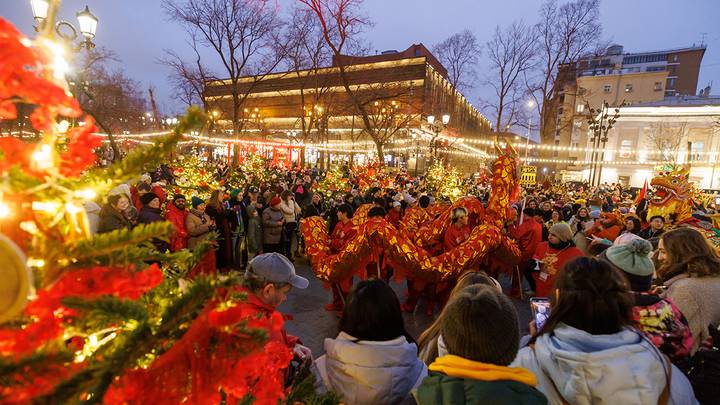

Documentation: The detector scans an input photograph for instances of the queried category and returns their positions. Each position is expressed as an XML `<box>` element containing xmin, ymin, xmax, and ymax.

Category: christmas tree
<box><xmin>0</xmin><ymin>10</ymin><xmax>328</xmax><ymax>404</ymax></box>
<box><xmin>425</xmin><ymin>161</ymin><xmax>464</xmax><ymax>202</ymax></box>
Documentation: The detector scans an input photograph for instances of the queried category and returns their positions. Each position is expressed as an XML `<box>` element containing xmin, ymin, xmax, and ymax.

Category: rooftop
<box><xmin>633</xmin><ymin>95</ymin><xmax>720</xmax><ymax>107</ymax></box>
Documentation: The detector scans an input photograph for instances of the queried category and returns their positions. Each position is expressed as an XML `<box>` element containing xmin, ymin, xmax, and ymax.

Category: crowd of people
<box><xmin>84</xmin><ymin>159</ymin><xmax>720</xmax><ymax>404</ymax></box>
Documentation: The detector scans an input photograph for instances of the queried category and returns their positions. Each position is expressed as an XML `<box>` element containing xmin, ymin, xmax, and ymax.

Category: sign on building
<box><xmin>521</xmin><ymin>166</ymin><xmax>537</xmax><ymax>186</ymax></box>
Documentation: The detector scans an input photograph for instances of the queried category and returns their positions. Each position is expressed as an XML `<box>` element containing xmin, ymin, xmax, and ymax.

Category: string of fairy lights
<box><xmin>90</xmin><ymin>130</ymin><xmax>720</xmax><ymax>166</ymax></box>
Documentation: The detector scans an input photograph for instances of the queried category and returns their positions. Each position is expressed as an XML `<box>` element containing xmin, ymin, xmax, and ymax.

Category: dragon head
<box><xmin>648</xmin><ymin>165</ymin><xmax>694</xmax><ymax>223</ymax></box>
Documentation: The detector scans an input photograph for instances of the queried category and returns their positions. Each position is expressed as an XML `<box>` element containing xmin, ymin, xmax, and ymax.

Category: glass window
<box><xmin>620</xmin><ymin>140</ymin><xmax>633</xmax><ymax>158</ymax></box>
<box><xmin>577</xmin><ymin>104</ymin><xmax>585</xmax><ymax>113</ymax></box>
<box><xmin>654</xmin><ymin>82</ymin><xmax>663</xmax><ymax>91</ymax></box>
<box><xmin>690</xmin><ymin>142</ymin><xmax>704</xmax><ymax>162</ymax></box>
<box><xmin>604</xmin><ymin>84</ymin><xmax>612</xmax><ymax>93</ymax></box>
<box><xmin>625</xmin><ymin>84</ymin><xmax>633</xmax><ymax>93</ymax></box>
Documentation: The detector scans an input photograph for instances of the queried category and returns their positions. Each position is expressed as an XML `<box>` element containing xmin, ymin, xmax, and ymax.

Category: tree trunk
<box><xmin>375</xmin><ymin>142</ymin><xmax>384</xmax><ymax>163</ymax></box>
<box><xmin>495</xmin><ymin>94</ymin><xmax>505</xmax><ymax>133</ymax></box>
<box><xmin>231</xmin><ymin>86</ymin><xmax>241</xmax><ymax>165</ymax></box>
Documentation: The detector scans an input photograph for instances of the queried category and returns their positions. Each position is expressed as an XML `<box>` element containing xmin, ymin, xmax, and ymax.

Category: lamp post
<box><xmin>31</xmin><ymin>1</ymin><xmax>98</xmax><ymax>50</ymax></box>
<box><xmin>427</xmin><ymin>114</ymin><xmax>450</xmax><ymax>161</ymax></box>
<box><xmin>525</xmin><ymin>100</ymin><xmax>534</xmax><ymax>160</ymax></box>
<box><xmin>586</xmin><ymin>101</ymin><xmax>621</xmax><ymax>187</ymax></box>
<box><xmin>411</xmin><ymin>131</ymin><xmax>421</xmax><ymax>177</ymax></box>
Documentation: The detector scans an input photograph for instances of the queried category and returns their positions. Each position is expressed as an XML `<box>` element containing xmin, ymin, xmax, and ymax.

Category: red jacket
<box><xmin>132</xmin><ymin>184</ymin><xmax>167</xmax><ymax>212</ymax></box>
<box><xmin>443</xmin><ymin>224</ymin><xmax>471</xmax><ymax>251</ymax></box>
<box><xmin>330</xmin><ymin>219</ymin><xmax>357</xmax><ymax>253</ymax></box>
<box><xmin>165</xmin><ymin>203</ymin><xmax>189</xmax><ymax>252</ymax></box>
<box><xmin>511</xmin><ymin>219</ymin><xmax>543</xmax><ymax>263</ymax></box>
<box><xmin>532</xmin><ymin>242</ymin><xmax>585</xmax><ymax>297</ymax></box>
<box><xmin>217</xmin><ymin>288</ymin><xmax>299</xmax><ymax>349</ymax></box>
<box><xmin>386</xmin><ymin>208</ymin><xmax>403</xmax><ymax>228</ymax></box>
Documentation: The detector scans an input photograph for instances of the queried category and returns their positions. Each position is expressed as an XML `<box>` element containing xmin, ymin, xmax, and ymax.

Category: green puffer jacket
<box><xmin>415</xmin><ymin>371</ymin><xmax>548</xmax><ymax>405</ymax></box>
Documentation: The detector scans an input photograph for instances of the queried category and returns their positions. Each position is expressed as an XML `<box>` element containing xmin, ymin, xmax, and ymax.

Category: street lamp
<box><xmin>31</xmin><ymin>1</ymin><xmax>98</xmax><ymax>50</ymax></box>
<box><xmin>427</xmin><ymin>114</ymin><xmax>450</xmax><ymax>160</ymax></box>
<box><xmin>525</xmin><ymin>100</ymin><xmax>535</xmax><ymax>160</ymax></box>
<box><xmin>30</xmin><ymin>0</ymin><xmax>49</xmax><ymax>24</ymax></box>
<box><xmin>76</xmin><ymin>6</ymin><xmax>98</xmax><ymax>44</ymax></box>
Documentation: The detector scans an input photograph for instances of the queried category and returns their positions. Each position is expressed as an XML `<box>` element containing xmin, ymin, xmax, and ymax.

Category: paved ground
<box><xmin>280</xmin><ymin>258</ymin><xmax>532</xmax><ymax>356</ymax></box>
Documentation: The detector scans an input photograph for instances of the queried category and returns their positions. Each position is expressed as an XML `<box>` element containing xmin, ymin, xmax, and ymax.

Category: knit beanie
<box><xmin>140</xmin><ymin>192</ymin><xmax>159</xmax><ymax>206</ymax></box>
<box><xmin>549</xmin><ymin>222</ymin><xmax>573</xmax><ymax>243</ymax></box>
<box><xmin>191</xmin><ymin>196</ymin><xmax>205</xmax><ymax>209</ymax></box>
<box><xmin>269</xmin><ymin>196</ymin><xmax>282</xmax><ymax>207</ymax></box>
<box><xmin>173</xmin><ymin>194</ymin><xmax>186</xmax><ymax>201</ymax></box>
<box><xmin>230</xmin><ymin>188</ymin><xmax>241</xmax><ymax>199</ymax></box>
<box><xmin>440</xmin><ymin>285</ymin><xmax>519</xmax><ymax>365</ymax></box>
<box><xmin>604</xmin><ymin>239</ymin><xmax>654</xmax><ymax>292</ymax></box>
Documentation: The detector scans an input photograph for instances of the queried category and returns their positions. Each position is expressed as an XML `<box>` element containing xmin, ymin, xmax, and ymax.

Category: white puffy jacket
<box><xmin>315</xmin><ymin>332</ymin><xmax>427</xmax><ymax>405</ymax></box>
<box><xmin>511</xmin><ymin>323</ymin><xmax>698</xmax><ymax>405</ymax></box>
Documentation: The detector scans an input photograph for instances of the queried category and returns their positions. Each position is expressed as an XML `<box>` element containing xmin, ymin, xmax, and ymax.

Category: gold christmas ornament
<box><xmin>0</xmin><ymin>233</ymin><xmax>33</xmax><ymax>324</ymax></box>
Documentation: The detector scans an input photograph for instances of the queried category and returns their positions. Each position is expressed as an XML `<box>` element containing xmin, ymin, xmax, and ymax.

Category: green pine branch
<box><xmin>68</xmin><ymin>222</ymin><xmax>174</xmax><ymax>264</ymax></box>
<box><xmin>61</xmin><ymin>296</ymin><xmax>149</xmax><ymax>328</ymax></box>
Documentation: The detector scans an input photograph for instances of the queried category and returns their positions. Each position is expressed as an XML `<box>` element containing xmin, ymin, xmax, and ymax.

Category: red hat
<box><xmin>270</xmin><ymin>196</ymin><xmax>282</xmax><ymax>207</ymax></box>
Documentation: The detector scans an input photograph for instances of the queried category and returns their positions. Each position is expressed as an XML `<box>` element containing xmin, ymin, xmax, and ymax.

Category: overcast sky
<box><xmin>3</xmin><ymin>0</ymin><xmax>719</xmax><ymax>123</ymax></box>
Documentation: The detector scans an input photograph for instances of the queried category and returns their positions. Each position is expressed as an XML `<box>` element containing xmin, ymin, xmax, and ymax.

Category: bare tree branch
<box><xmin>432</xmin><ymin>29</ymin><xmax>482</xmax><ymax>93</ymax></box>
<box><xmin>484</xmin><ymin>20</ymin><xmax>536</xmax><ymax>132</ymax></box>
<box><xmin>163</xmin><ymin>0</ymin><xmax>285</xmax><ymax>138</ymax></box>
<box><xmin>528</xmin><ymin>0</ymin><xmax>602</xmax><ymax>141</ymax></box>
<box><xmin>647</xmin><ymin>121</ymin><xmax>688</xmax><ymax>162</ymax></box>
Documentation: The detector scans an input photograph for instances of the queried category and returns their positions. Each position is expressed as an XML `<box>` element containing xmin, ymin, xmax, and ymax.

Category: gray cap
<box><xmin>247</xmin><ymin>253</ymin><xmax>309</xmax><ymax>289</ymax></box>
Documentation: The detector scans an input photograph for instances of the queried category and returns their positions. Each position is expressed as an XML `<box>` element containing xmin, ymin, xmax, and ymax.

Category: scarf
<box><xmin>429</xmin><ymin>355</ymin><xmax>537</xmax><ymax>386</ymax></box>
<box><xmin>549</xmin><ymin>240</ymin><xmax>572</xmax><ymax>250</ymax></box>
<box><xmin>189</xmin><ymin>208</ymin><xmax>207</xmax><ymax>224</ymax></box>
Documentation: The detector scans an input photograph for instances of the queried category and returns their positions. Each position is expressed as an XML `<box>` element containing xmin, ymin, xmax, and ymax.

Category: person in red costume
<box><xmin>386</xmin><ymin>201</ymin><xmax>403</xmax><ymax>228</ymax></box>
<box><xmin>238</xmin><ymin>253</ymin><xmax>312</xmax><ymax>362</ymax></box>
<box><xmin>510</xmin><ymin>207</ymin><xmax>543</xmax><ymax>296</ymax></box>
<box><xmin>415</xmin><ymin>207</ymin><xmax>472</xmax><ymax>317</ymax></box>
<box><xmin>326</xmin><ymin>203</ymin><xmax>357</xmax><ymax>312</ymax></box>
<box><xmin>443</xmin><ymin>207</ymin><xmax>471</xmax><ymax>251</ymax></box>
<box><xmin>586</xmin><ymin>212</ymin><xmax>623</xmax><ymax>243</ymax></box>
<box><xmin>165</xmin><ymin>194</ymin><xmax>189</xmax><ymax>252</ymax></box>
<box><xmin>532</xmin><ymin>222</ymin><xmax>585</xmax><ymax>297</ymax></box>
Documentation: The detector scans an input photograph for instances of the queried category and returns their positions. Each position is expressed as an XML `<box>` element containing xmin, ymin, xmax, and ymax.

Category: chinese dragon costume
<box><xmin>647</xmin><ymin>165</ymin><xmax>720</xmax><ymax>247</ymax></box>
<box><xmin>300</xmin><ymin>143</ymin><xmax>522</xmax><ymax>283</ymax></box>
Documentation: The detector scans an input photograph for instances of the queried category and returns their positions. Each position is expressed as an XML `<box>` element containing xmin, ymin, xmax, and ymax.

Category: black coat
<box><xmin>97</xmin><ymin>205</ymin><xmax>133</xmax><ymax>234</ymax></box>
<box><xmin>138</xmin><ymin>206</ymin><xmax>170</xmax><ymax>252</ymax></box>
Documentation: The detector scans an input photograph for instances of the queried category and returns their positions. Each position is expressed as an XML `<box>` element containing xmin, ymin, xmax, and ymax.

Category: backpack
<box><xmin>677</xmin><ymin>324</ymin><xmax>720</xmax><ymax>404</ymax></box>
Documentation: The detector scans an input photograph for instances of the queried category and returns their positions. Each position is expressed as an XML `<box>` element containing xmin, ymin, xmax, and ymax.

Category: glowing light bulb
<box><xmin>32</xmin><ymin>144</ymin><xmax>54</xmax><ymax>170</ymax></box>
<box><xmin>57</xmin><ymin>120</ymin><xmax>70</xmax><ymax>133</ymax></box>
<box><xmin>0</xmin><ymin>201</ymin><xmax>10</xmax><ymax>218</ymax></box>
<box><xmin>75</xmin><ymin>189</ymin><xmax>97</xmax><ymax>200</ymax></box>
<box><xmin>27</xmin><ymin>258</ymin><xmax>46</xmax><ymax>268</ymax></box>
<box><xmin>41</xmin><ymin>39</ymin><xmax>69</xmax><ymax>80</ymax></box>
<box><xmin>32</xmin><ymin>201</ymin><xmax>61</xmax><ymax>213</ymax></box>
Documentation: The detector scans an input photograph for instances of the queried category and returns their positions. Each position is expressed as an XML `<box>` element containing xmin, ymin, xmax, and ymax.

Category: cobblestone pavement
<box><xmin>279</xmin><ymin>258</ymin><xmax>532</xmax><ymax>356</ymax></box>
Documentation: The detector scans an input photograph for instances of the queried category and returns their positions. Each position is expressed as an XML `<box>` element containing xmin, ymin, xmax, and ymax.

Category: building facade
<box><xmin>545</xmin><ymin>44</ymin><xmax>707</xmax><ymax>177</ymax></box>
<box><xmin>562</xmin><ymin>97</ymin><xmax>720</xmax><ymax>188</ymax></box>
<box><xmin>203</xmin><ymin>44</ymin><xmax>491</xmax><ymax>172</ymax></box>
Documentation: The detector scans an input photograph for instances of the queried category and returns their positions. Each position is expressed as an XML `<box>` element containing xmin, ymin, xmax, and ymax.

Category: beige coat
<box><xmin>186</xmin><ymin>210</ymin><xmax>212</xmax><ymax>250</ymax></box>
<box><xmin>662</xmin><ymin>273</ymin><xmax>720</xmax><ymax>353</ymax></box>
<box><xmin>280</xmin><ymin>198</ymin><xmax>301</xmax><ymax>223</ymax></box>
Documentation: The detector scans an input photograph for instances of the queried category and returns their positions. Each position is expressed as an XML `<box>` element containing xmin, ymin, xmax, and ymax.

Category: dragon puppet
<box><xmin>300</xmin><ymin>142</ymin><xmax>522</xmax><ymax>284</ymax></box>
<box><xmin>647</xmin><ymin>165</ymin><xmax>720</xmax><ymax>247</ymax></box>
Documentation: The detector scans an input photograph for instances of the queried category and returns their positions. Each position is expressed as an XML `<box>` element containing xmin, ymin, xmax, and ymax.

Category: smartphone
<box><xmin>530</xmin><ymin>297</ymin><xmax>551</xmax><ymax>332</ymax></box>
